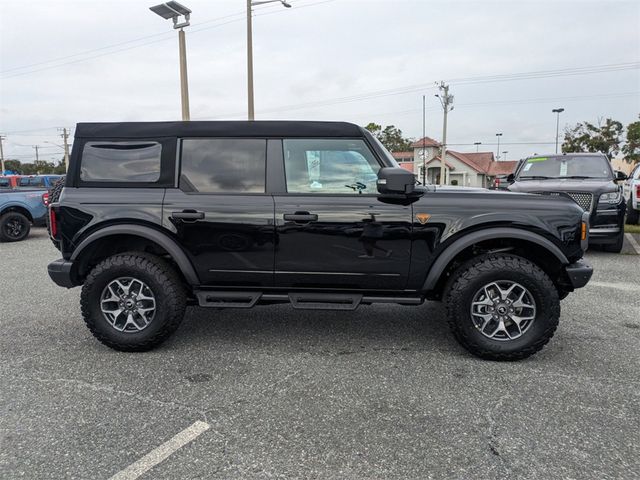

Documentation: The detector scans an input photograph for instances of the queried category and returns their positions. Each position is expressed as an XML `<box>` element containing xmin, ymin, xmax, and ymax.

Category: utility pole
<box><xmin>422</xmin><ymin>94</ymin><xmax>426</xmax><ymax>184</ymax></box>
<box><xmin>474</xmin><ymin>141</ymin><xmax>481</xmax><ymax>152</ymax></box>
<box><xmin>0</xmin><ymin>135</ymin><xmax>5</xmax><ymax>175</ymax></box>
<box><xmin>60</xmin><ymin>128</ymin><xmax>70</xmax><ymax>171</ymax></box>
<box><xmin>552</xmin><ymin>108</ymin><xmax>565</xmax><ymax>153</ymax></box>
<box><xmin>502</xmin><ymin>151</ymin><xmax>508</xmax><ymax>161</ymax></box>
<box><xmin>33</xmin><ymin>145</ymin><xmax>40</xmax><ymax>162</ymax></box>
<box><xmin>495</xmin><ymin>133</ymin><xmax>503</xmax><ymax>160</ymax></box>
<box><xmin>436</xmin><ymin>82</ymin><xmax>453</xmax><ymax>186</ymax></box>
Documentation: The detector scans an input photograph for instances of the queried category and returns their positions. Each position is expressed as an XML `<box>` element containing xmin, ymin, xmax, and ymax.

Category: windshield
<box><xmin>517</xmin><ymin>155</ymin><xmax>611</xmax><ymax>180</ymax></box>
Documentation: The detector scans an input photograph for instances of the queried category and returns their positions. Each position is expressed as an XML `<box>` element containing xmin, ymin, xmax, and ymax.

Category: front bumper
<box><xmin>564</xmin><ymin>259</ymin><xmax>593</xmax><ymax>289</ymax></box>
<box><xmin>588</xmin><ymin>201</ymin><xmax>625</xmax><ymax>244</ymax></box>
<box><xmin>48</xmin><ymin>258</ymin><xmax>77</xmax><ymax>288</ymax></box>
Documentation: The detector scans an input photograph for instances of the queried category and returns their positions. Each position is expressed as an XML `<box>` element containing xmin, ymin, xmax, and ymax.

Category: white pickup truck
<box><xmin>624</xmin><ymin>163</ymin><xmax>640</xmax><ymax>225</ymax></box>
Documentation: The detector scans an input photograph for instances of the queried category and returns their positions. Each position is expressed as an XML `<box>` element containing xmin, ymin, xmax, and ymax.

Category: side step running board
<box><xmin>288</xmin><ymin>293</ymin><xmax>362</xmax><ymax>311</ymax></box>
<box><xmin>194</xmin><ymin>290</ymin><xmax>424</xmax><ymax>309</ymax></box>
<box><xmin>195</xmin><ymin>291</ymin><xmax>261</xmax><ymax>308</ymax></box>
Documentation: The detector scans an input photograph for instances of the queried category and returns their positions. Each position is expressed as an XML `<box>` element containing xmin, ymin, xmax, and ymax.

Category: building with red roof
<box><xmin>394</xmin><ymin>136</ymin><xmax>518</xmax><ymax>187</ymax></box>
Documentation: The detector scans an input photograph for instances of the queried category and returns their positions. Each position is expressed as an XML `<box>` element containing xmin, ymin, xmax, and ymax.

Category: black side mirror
<box><xmin>614</xmin><ymin>170</ymin><xmax>627</xmax><ymax>181</ymax></box>
<box><xmin>506</xmin><ymin>173</ymin><xmax>515</xmax><ymax>183</ymax></box>
<box><xmin>377</xmin><ymin>167</ymin><xmax>419</xmax><ymax>195</ymax></box>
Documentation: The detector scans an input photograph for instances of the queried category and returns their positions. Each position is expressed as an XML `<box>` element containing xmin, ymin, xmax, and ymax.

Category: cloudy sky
<box><xmin>1</xmin><ymin>0</ymin><xmax>639</xmax><ymax>164</ymax></box>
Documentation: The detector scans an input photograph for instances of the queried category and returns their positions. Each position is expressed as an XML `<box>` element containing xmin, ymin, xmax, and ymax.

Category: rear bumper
<box><xmin>564</xmin><ymin>260</ymin><xmax>593</xmax><ymax>289</ymax></box>
<box><xmin>47</xmin><ymin>258</ymin><xmax>77</xmax><ymax>288</ymax></box>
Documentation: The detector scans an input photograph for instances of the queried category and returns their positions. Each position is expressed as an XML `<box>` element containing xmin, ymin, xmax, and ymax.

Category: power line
<box><xmin>202</xmin><ymin>62</ymin><xmax>639</xmax><ymax>118</ymax></box>
<box><xmin>0</xmin><ymin>0</ymin><xmax>333</xmax><ymax>79</ymax></box>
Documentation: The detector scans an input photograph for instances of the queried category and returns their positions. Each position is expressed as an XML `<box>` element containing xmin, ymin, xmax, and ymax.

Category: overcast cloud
<box><xmin>1</xmin><ymin>0</ymin><xmax>639</xmax><ymax>163</ymax></box>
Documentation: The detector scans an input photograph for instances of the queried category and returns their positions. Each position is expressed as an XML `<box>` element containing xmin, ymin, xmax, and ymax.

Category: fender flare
<box><xmin>0</xmin><ymin>202</ymin><xmax>35</xmax><ymax>221</ymax></box>
<box><xmin>422</xmin><ymin>227</ymin><xmax>568</xmax><ymax>291</ymax></box>
<box><xmin>71</xmin><ymin>224</ymin><xmax>200</xmax><ymax>285</ymax></box>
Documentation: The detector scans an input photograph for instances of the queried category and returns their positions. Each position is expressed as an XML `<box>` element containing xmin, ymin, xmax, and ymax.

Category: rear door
<box><xmin>163</xmin><ymin>137</ymin><xmax>275</xmax><ymax>287</ymax></box>
<box><xmin>272</xmin><ymin>138</ymin><xmax>413</xmax><ymax>290</ymax></box>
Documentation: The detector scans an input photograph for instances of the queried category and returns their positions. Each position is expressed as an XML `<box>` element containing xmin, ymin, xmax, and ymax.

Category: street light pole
<box><xmin>247</xmin><ymin>0</ymin><xmax>255</xmax><ymax>121</ymax></box>
<box><xmin>0</xmin><ymin>135</ymin><xmax>5</xmax><ymax>175</ymax></box>
<box><xmin>178</xmin><ymin>28</ymin><xmax>190</xmax><ymax>121</ymax></box>
<box><xmin>246</xmin><ymin>0</ymin><xmax>291</xmax><ymax>121</ymax></box>
<box><xmin>552</xmin><ymin>108</ymin><xmax>565</xmax><ymax>153</ymax></box>
<box><xmin>495</xmin><ymin>133</ymin><xmax>502</xmax><ymax>160</ymax></box>
<box><xmin>474</xmin><ymin>141</ymin><xmax>481</xmax><ymax>152</ymax></box>
<box><xmin>150</xmin><ymin>2</ymin><xmax>192</xmax><ymax>121</ymax></box>
<box><xmin>502</xmin><ymin>151</ymin><xmax>508</xmax><ymax>161</ymax></box>
<box><xmin>422</xmin><ymin>94</ymin><xmax>426</xmax><ymax>184</ymax></box>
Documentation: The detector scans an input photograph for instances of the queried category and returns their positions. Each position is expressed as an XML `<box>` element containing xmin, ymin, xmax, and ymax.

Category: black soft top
<box><xmin>74</xmin><ymin>121</ymin><xmax>365</xmax><ymax>139</ymax></box>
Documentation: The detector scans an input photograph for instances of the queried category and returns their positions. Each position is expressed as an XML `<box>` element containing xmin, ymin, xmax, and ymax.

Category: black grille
<box><xmin>565</xmin><ymin>192</ymin><xmax>593</xmax><ymax>211</ymax></box>
<box><xmin>533</xmin><ymin>191</ymin><xmax>593</xmax><ymax>211</ymax></box>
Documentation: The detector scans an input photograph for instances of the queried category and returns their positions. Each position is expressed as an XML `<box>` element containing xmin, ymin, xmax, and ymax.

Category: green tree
<box><xmin>622</xmin><ymin>116</ymin><xmax>640</xmax><ymax>164</ymax></box>
<box><xmin>3</xmin><ymin>159</ymin><xmax>22</xmax><ymax>174</ymax></box>
<box><xmin>562</xmin><ymin>117</ymin><xmax>624</xmax><ymax>158</ymax></box>
<box><xmin>365</xmin><ymin>122</ymin><xmax>413</xmax><ymax>152</ymax></box>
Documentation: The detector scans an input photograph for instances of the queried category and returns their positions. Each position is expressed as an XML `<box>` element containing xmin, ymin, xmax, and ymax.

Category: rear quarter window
<box><xmin>80</xmin><ymin>142</ymin><xmax>162</xmax><ymax>183</ymax></box>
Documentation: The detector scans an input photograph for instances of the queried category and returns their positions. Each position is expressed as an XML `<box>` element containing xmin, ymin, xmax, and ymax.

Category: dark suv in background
<box><xmin>507</xmin><ymin>153</ymin><xmax>627</xmax><ymax>252</ymax></box>
<box><xmin>47</xmin><ymin>121</ymin><xmax>593</xmax><ymax>360</ymax></box>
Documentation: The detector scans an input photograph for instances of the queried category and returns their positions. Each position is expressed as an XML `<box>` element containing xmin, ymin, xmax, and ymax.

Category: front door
<box><xmin>163</xmin><ymin>138</ymin><xmax>275</xmax><ymax>287</ymax></box>
<box><xmin>273</xmin><ymin>138</ymin><xmax>412</xmax><ymax>290</ymax></box>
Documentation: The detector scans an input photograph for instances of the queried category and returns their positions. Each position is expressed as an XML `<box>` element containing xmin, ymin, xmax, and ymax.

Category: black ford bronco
<box><xmin>47</xmin><ymin>121</ymin><xmax>593</xmax><ymax>360</ymax></box>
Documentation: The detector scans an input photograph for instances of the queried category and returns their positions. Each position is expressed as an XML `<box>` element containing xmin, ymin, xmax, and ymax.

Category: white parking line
<box><xmin>109</xmin><ymin>421</ymin><xmax>210</xmax><ymax>480</ymax></box>
<box><xmin>589</xmin><ymin>281</ymin><xmax>640</xmax><ymax>292</ymax></box>
<box><xmin>625</xmin><ymin>233</ymin><xmax>640</xmax><ymax>255</ymax></box>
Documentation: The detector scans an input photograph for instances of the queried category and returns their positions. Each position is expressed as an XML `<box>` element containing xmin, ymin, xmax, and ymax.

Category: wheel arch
<box><xmin>422</xmin><ymin>227</ymin><xmax>568</xmax><ymax>296</ymax></box>
<box><xmin>70</xmin><ymin>224</ymin><xmax>199</xmax><ymax>285</ymax></box>
<box><xmin>1</xmin><ymin>204</ymin><xmax>34</xmax><ymax>222</ymax></box>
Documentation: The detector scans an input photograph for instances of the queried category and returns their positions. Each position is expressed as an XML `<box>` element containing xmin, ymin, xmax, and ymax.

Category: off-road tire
<box><xmin>80</xmin><ymin>253</ymin><xmax>187</xmax><ymax>351</ymax></box>
<box><xmin>46</xmin><ymin>178</ymin><xmax>65</xmax><ymax>249</ymax></box>
<box><xmin>0</xmin><ymin>211</ymin><xmax>31</xmax><ymax>242</ymax></box>
<box><xmin>444</xmin><ymin>254</ymin><xmax>560</xmax><ymax>361</ymax></box>
<box><xmin>626</xmin><ymin>199</ymin><xmax>639</xmax><ymax>225</ymax></box>
<box><xmin>601</xmin><ymin>230</ymin><xmax>624</xmax><ymax>253</ymax></box>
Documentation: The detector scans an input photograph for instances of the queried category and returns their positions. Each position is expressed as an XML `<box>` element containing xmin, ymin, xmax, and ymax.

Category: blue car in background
<box><xmin>0</xmin><ymin>189</ymin><xmax>48</xmax><ymax>242</ymax></box>
<box><xmin>16</xmin><ymin>175</ymin><xmax>64</xmax><ymax>189</ymax></box>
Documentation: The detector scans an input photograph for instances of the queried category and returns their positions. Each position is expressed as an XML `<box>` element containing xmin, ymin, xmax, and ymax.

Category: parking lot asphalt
<box><xmin>1</xmin><ymin>228</ymin><xmax>639</xmax><ymax>480</ymax></box>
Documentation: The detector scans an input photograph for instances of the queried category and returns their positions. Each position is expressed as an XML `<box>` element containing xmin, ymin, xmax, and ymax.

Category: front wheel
<box><xmin>601</xmin><ymin>231</ymin><xmax>624</xmax><ymax>253</ymax></box>
<box><xmin>445</xmin><ymin>254</ymin><xmax>560</xmax><ymax>361</ymax></box>
<box><xmin>80</xmin><ymin>253</ymin><xmax>187</xmax><ymax>351</ymax></box>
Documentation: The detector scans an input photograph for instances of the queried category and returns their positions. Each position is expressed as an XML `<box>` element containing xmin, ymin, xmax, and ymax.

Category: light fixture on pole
<box><xmin>474</xmin><ymin>141</ymin><xmax>481</xmax><ymax>152</ymax></box>
<box><xmin>247</xmin><ymin>0</ymin><xmax>291</xmax><ymax>120</ymax></box>
<box><xmin>150</xmin><ymin>1</ymin><xmax>192</xmax><ymax>121</ymax></box>
<box><xmin>552</xmin><ymin>108</ymin><xmax>565</xmax><ymax>153</ymax></box>
<box><xmin>495</xmin><ymin>133</ymin><xmax>503</xmax><ymax>160</ymax></box>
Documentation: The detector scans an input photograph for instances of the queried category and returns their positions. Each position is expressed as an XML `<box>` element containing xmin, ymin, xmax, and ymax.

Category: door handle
<box><xmin>283</xmin><ymin>212</ymin><xmax>318</xmax><ymax>223</ymax></box>
<box><xmin>171</xmin><ymin>210</ymin><xmax>205</xmax><ymax>222</ymax></box>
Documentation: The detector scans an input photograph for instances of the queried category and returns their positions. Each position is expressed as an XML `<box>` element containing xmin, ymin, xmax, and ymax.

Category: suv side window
<box><xmin>19</xmin><ymin>177</ymin><xmax>45</xmax><ymax>187</ymax></box>
<box><xmin>180</xmin><ymin>138</ymin><xmax>266</xmax><ymax>194</ymax></box>
<box><xmin>80</xmin><ymin>141</ymin><xmax>162</xmax><ymax>182</ymax></box>
<box><xmin>283</xmin><ymin>139</ymin><xmax>380</xmax><ymax>194</ymax></box>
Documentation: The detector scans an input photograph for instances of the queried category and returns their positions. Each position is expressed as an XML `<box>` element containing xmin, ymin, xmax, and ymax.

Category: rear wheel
<box><xmin>0</xmin><ymin>212</ymin><xmax>31</xmax><ymax>242</ymax></box>
<box><xmin>626</xmin><ymin>199</ymin><xmax>639</xmax><ymax>225</ymax></box>
<box><xmin>445</xmin><ymin>254</ymin><xmax>560</xmax><ymax>361</ymax></box>
<box><xmin>46</xmin><ymin>178</ymin><xmax>65</xmax><ymax>249</ymax></box>
<box><xmin>80</xmin><ymin>253</ymin><xmax>187</xmax><ymax>351</ymax></box>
